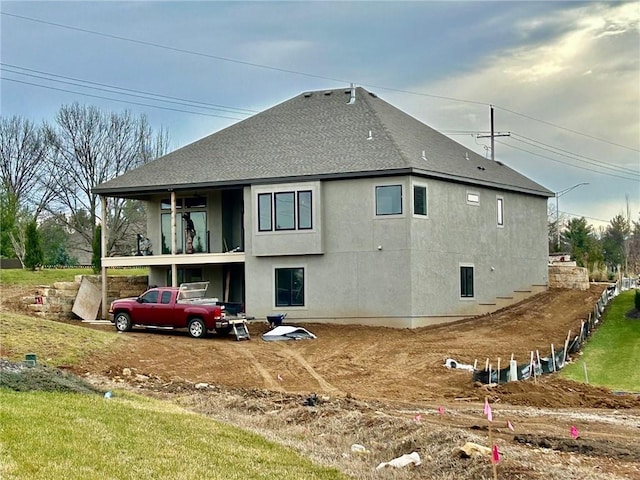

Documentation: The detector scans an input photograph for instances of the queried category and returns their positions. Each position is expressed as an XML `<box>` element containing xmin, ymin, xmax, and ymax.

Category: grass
<box><xmin>0</xmin><ymin>312</ymin><xmax>123</xmax><ymax>366</ymax></box>
<box><xmin>0</xmin><ymin>267</ymin><xmax>148</xmax><ymax>285</ymax></box>
<box><xmin>561</xmin><ymin>290</ymin><xmax>640</xmax><ymax>392</ymax></box>
<box><xmin>0</xmin><ymin>389</ymin><xmax>348</xmax><ymax>480</ymax></box>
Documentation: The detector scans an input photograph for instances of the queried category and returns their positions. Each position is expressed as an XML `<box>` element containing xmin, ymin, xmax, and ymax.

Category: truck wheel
<box><xmin>114</xmin><ymin>312</ymin><xmax>132</xmax><ymax>332</ymax></box>
<box><xmin>188</xmin><ymin>318</ymin><xmax>206</xmax><ymax>338</ymax></box>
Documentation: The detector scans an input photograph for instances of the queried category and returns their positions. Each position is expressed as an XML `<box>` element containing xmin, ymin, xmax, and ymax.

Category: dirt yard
<box><xmin>3</xmin><ymin>284</ymin><xmax>640</xmax><ymax>479</ymax></box>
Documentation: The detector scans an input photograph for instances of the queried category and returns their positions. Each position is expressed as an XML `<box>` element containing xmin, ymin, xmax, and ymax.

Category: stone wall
<box><xmin>548</xmin><ymin>265</ymin><xmax>589</xmax><ymax>290</ymax></box>
<box><xmin>28</xmin><ymin>275</ymin><xmax>148</xmax><ymax>320</ymax></box>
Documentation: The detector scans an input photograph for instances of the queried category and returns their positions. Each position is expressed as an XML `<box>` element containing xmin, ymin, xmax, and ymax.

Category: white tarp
<box><xmin>262</xmin><ymin>326</ymin><xmax>317</xmax><ymax>341</ymax></box>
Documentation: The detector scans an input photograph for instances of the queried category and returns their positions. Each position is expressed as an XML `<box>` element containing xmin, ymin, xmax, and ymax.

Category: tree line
<box><xmin>548</xmin><ymin>205</ymin><xmax>639</xmax><ymax>280</ymax></box>
<box><xmin>1</xmin><ymin>104</ymin><xmax>168</xmax><ymax>270</ymax></box>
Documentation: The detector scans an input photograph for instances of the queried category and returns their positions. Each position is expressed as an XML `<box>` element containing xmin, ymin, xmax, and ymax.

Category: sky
<box><xmin>1</xmin><ymin>1</ymin><xmax>638</xmax><ymax>229</ymax></box>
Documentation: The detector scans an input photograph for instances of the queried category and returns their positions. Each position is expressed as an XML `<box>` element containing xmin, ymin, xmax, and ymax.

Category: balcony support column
<box><xmin>170</xmin><ymin>190</ymin><xmax>178</xmax><ymax>287</ymax></box>
<box><xmin>101</xmin><ymin>195</ymin><xmax>108</xmax><ymax>320</ymax></box>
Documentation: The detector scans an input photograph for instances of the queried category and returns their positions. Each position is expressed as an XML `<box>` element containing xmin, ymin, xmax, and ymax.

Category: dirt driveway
<box><xmin>74</xmin><ymin>285</ymin><xmax>630</xmax><ymax>407</ymax></box>
<box><xmin>4</xmin><ymin>283</ymin><xmax>640</xmax><ymax>478</ymax></box>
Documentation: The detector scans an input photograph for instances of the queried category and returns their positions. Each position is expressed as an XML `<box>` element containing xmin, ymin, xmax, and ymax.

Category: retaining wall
<box><xmin>548</xmin><ymin>265</ymin><xmax>589</xmax><ymax>290</ymax></box>
<box><xmin>28</xmin><ymin>275</ymin><xmax>148</xmax><ymax>320</ymax></box>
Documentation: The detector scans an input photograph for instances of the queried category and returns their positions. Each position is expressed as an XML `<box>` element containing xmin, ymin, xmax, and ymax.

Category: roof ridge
<box><xmin>355</xmin><ymin>87</ymin><xmax>410</xmax><ymax>167</ymax></box>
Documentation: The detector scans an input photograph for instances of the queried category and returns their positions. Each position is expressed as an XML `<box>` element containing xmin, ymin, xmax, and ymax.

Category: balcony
<box><xmin>101</xmin><ymin>251</ymin><xmax>246</xmax><ymax>268</ymax></box>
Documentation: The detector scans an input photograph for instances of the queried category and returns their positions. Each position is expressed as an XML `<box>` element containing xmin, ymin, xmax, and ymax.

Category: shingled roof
<box><xmin>93</xmin><ymin>87</ymin><xmax>552</xmax><ymax>198</ymax></box>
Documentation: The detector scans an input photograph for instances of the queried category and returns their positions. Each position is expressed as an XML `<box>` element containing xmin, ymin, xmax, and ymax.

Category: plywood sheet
<box><xmin>72</xmin><ymin>277</ymin><xmax>102</xmax><ymax>321</ymax></box>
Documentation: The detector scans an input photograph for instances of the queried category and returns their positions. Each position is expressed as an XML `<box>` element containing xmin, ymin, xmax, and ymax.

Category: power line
<box><xmin>0</xmin><ymin>12</ymin><xmax>347</xmax><ymax>84</ymax></box>
<box><xmin>495</xmin><ymin>139</ymin><xmax>638</xmax><ymax>182</ymax></box>
<box><xmin>495</xmin><ymin>105</ymin><xmax>639</xmax><ymax>153</ymax></box>
<box><xmin>0</xmin><ymin>64</ymin><xmax>256</xmax><ymax>116</ymax></box>
<box><xmin>508</xmin><ymin>133</ymin><xmax>639</xmax><ymax>177</ymax></box>
<box><xmin>3</xmin><ymin>10</ymin><xmax>638</xmax><ymax>153</ymax></box>
<box><xmin>0</xmin><ymin>77</ymin><xmax>245</xmax><ymax>121</ymax></box>
<box><xmin>510</xmin><ymin>132</ymin><xmax>639</xmax><ymax>176</ymax></box>
<box><xmin>559</xmin><ymin>210</ymin><xmax>609</xmax><ymax>224</ymax></box>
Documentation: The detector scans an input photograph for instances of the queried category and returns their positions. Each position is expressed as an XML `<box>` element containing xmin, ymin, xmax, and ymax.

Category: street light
<box><xmin>555</xmin><ymin>182</ymin><xmax>589</xmax><ymax>249</ymax></box>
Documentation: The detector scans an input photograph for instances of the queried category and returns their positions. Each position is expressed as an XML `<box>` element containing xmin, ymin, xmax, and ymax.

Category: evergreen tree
<box><xmin>92</xmin><ymin>225</ymin><xmax>102</xmax><ymax>273</ymax></box>
<box><xmin>23</xmin><ymin>220</ymin><xmax>43</xmax><ymax>270</ymax></box>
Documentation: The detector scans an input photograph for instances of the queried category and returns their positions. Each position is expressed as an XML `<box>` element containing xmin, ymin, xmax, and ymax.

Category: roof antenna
<box><xmin>347</xmin><ymin>83</ymin><xmax>356</xmax><ymax>105</ymax></box>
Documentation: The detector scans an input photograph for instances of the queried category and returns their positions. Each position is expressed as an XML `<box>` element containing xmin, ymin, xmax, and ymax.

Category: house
<box><xmin>93</xmin><ymin>86</ymin><xmax>553</xmax><ymax>328</ymax></box>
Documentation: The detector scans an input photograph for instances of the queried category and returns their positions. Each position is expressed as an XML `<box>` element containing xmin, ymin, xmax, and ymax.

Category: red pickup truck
<box><xmin>108</xmin><ymin>282</ymin><xmax>240</xmax><ymax>338</ymax></box>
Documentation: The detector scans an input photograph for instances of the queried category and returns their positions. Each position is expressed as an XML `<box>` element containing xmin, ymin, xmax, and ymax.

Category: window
<box><xmin>165</xmin><ymin>268</ymin><xmax>203</xmax><ymax>286</ymax></box>
<box><xmin>160</xmin><ymin>291</ymin><xmax>172</xmax><ymax>304</ymax></box>
<box><xmin>140</xmin><ymin>290</ymin><xmax>159</xmax><ymax>304</ymax></box>
<box><xmin>275</xmin><ymin>268</ymin><xmax>305</xmax><ymax>307</ymax></box>
<box><xmin>376</xmin><ymin>185</ymin><xmax>402</xmax><ymax>215</ymax></box>
<box><xmin>258</xmin><ymin>193</ymin><xmax>272</xmax><ymax>232</ymax></box>
<box><xmin>466</xmin><ymin>191</ymin><xmax>480</xmax><ymax>205</ymax></box>
<box><xmin>258</xmin><ymin>189</ymin><xmax>313</xmax><ymax>232</ymax></box>
<box><xmin>413</xmin><ymin>185</ymin><xmax>427</xmax><ymax>216</ymax></box>
<box><xmin>460</xmin><ymin>266</ymin><xmax>474</xmax><ymax>298</ymax></box>
<box><xmin>497</xmin><ymin>197</ymin><xmax>504</xmax><ymax>226</ymax></box>
<box><xmin>297</xmin><ymin>191</ymin><xmax>312</xmax><ymax>229</ymax></box>
<box><xmin>275</xmin><ymin>192</ymin><xmax>295</xmax><ymax>230</ymax></box>
<box><xmin>161</xmin><ymin>211</ymin><xmax>207</xmax><ymax>254</ymax></box>
<box><xmin>160</xmin><ymin>197</ymin><xmax>207</xmax><ymax>254</ymax></box>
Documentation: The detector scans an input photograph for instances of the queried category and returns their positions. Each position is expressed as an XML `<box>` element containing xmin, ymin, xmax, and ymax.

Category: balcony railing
<box><xmin>101</xmin><ymin>251</ymin><xmax>246</xmax><ymax>268</ymax></box>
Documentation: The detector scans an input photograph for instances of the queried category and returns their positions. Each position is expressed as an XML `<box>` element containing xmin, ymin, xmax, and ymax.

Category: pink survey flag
<box><xmin>491</xmin><ymin>445</ymin><xmax>500</xmax><ymax>464</ymax></box>
<box><xmin>507</xmin><ymin>420</ymin><xmax>515</xmax><ymax>431</ymax></box>
<box><xmin>570</xmin><ymin>425</ymin><xmax>580</xmax><ymax>439</ymax></box>
<box><xmin>277</xmin><ymin>373</ymin><xmax>284</xmax><ymax>382</ymax></box>
<box><xmin>484</xmin><ymin>398</ymin><xmax>493</xmax><ymax>422</ymax></box>
<box><xmin>438</xmin><ymin>406</ymin><xmax>445</xmax><ymax>415</ymax></box>
<box><xmin>413</xmin><ymin>414</ymin><xmax>422</xmax><ymax>422</ymax></box>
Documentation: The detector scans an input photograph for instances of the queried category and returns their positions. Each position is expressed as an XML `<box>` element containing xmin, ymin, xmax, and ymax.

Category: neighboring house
<box><xmin>93</xmin><ymin>86</ymin><xmax>553</xmax><ymax>327</ymax></box>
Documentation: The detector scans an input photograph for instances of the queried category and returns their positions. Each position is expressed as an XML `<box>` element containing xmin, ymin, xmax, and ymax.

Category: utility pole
<box><xmin>477</xmin><ymin>105</ymin><xmax>510</xmax><ymax>161</ymax></box>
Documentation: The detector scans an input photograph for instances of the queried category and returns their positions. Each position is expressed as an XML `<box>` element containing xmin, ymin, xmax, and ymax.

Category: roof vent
<box><xmin>304</xmin><ymin>92</ymin><xmax>312</xmax><ymax>98</ymax></box>
<box><xmin>421</xmin><ymin>150</ymin><xmax>427</xmax><ymax>161</ymax></box>
<box><xmin>477</xmin><ymin>165</ymin><xmax>486</xmax><ymax>171</ymax></box>
<box><xmin>367</xmin><ymin>130</ymin><xmax>373</xmax><ymax>140</ymax></box>
<box><xmin>465</xmin><ymin>152</ymin><xmax>469</xmax><ymax>161</ymax></box>
<box><xmin>323</xmin><ymin>91</ymin><xmax>332</xmax><ymax>96</ymax></box>
<box><xmin>347</xmin><ymin>83</ymin><xmax>356</xmax><ymax>105</ymax></box>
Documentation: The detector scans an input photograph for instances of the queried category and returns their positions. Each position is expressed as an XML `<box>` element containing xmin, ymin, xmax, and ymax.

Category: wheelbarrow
<box><xmin>266</xmin><ymin>313</ymin><xmax>287</xmax><ymax>328</ymax></box>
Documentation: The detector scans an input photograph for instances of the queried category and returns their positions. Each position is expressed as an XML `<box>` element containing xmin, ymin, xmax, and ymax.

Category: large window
<box><xmin>165</xmin><ymin>268</ymin><xmax>203</xmax><ymax>286</ymax></box>
<box><xmin>460</xmin><ymin>266</ymin><xmax>474</xmax><ymax>298</ymax></box>
<box><xmin>258</xmin><ymin>190</ymin><xmax>313</xmax><ymax>232</ymax></box>
<box><xmin>275</xmin><ymin>267</ymin><xmax>305</xmax><ymax>307</ymax></box>
<box><xmin>376</xmin><ymin>185</ymin><xmax>402</xmax><ymax>215</ymax></box>
<box><xmin>413</xmin><ymin>184</ymin><xmax>427</xmax><ymax>216</ymax></box>
<box><xmin>160</xmin><ymin>197</ymin><xmax>207</xmax><ymax>254</ymax></box>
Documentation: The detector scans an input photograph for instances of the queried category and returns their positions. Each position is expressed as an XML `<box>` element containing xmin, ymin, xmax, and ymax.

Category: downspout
<box><xmin>100</xmin><ymin>195</ymin><xmax>108</xmax><ymax>320</ymax></box>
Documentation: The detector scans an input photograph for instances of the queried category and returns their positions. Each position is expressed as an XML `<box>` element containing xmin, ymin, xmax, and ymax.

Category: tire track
<box><xmin>276</xmin><ymin>345</ymin><xmax>343</xmax><ymax>395</ymax></box>
<box><xmin>234</xmin><ymin>347</ymin><xmax>282</xmax><ymax>391</ymax></box>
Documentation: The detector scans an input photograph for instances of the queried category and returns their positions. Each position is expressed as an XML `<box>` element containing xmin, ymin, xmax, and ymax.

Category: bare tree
<box><xmin>0</xmin><ymin>115</ymin><xmax>56</xmax><ymax>217</ymax></box>
<box><xmin>45</xmin><ymin>103</ymin><xmax>169</xmax><ymax>256</ymax></box>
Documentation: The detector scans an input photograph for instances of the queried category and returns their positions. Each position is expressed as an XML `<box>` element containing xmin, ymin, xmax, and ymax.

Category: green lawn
<box><xmin>0</xmin><ymin>267</ymin><xmax>148</xmax><ymax>285</ymax></box>
<box><xmin>561</xmin><ymin>290</ymin><xmax>640</xmax><ymax>392</ymax></box>
<box><xmin>0</xmin><ymin>313</ymin><xmax>123</xmax><ymax>366</ymax></box>
<box><xmin>0</xmin><ymin>308</ymin><xmax>348</xmax><ymax>479</ymax></box>
<box><xmin>0</xmin><ymin>389</ymin><xmax>348</xmax><ymax>480</ymax></box>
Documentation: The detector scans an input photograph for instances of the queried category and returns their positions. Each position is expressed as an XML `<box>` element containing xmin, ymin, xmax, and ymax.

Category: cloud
<box><xmin>397</xmin><ymin>1</ymin><xmax>639</xmax><ymax>225</ymax></box>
